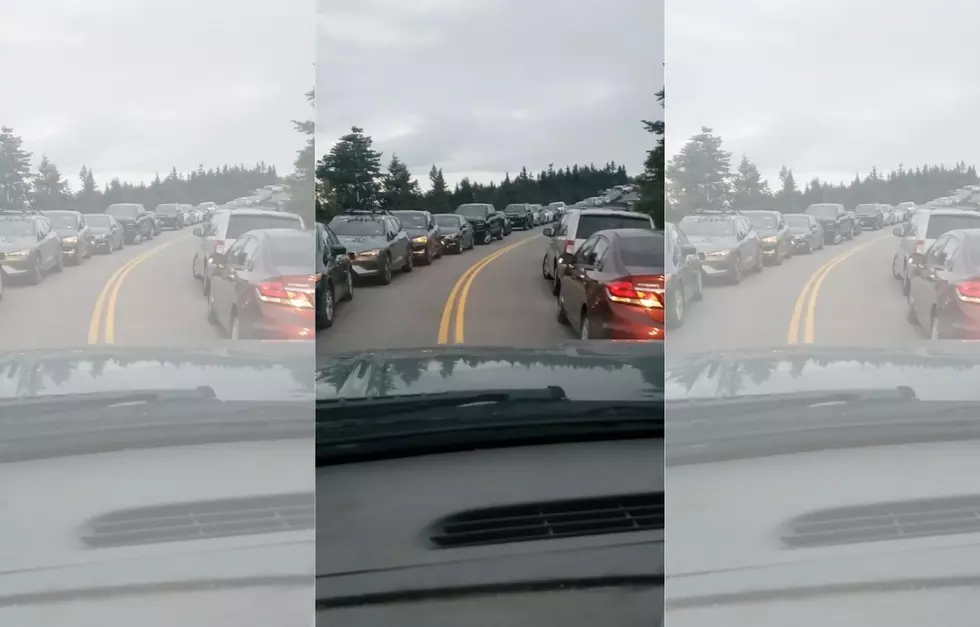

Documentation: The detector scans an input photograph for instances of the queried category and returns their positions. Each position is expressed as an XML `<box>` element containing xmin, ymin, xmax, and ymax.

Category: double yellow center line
<box><xmin>437</xmin><ymin>237</ymin><xmax>537</xmax><ymax>344</ymax></box>
<box><xmin>87</xmin><ymin>234</ymin><xmax>193</xmax><ymax>344</ymax></box>
<box><xmin>786</xmin><ymin>233</ymin><xmax>890</xmax><ymax>344</ymax></box>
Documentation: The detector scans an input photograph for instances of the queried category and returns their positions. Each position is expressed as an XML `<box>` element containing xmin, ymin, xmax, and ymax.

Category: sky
<box><xmin>668</xmin><ymin>0</ymin><xmax>980</xmax><ymax>188</ymax></box>
<box><xmin>317</xmin><ymin>0</ymin><xmax>664</xmax><ymax>189</ymax></box>
<box><xmin>0</xmin><ymin>0</ymin><xmax>314</xmax><ymax>190</ymax></box>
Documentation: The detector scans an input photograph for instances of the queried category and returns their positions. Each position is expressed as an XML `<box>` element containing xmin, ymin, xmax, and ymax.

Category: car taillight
<box><xmin>955</xmin><ymin>280</ymin><xmax>980</xmax><ymax>304</ymax></box>
<box><xmin>606</xmin><ymin>275</ymin><xmax>664</xmax><ymax>308</ymax></box>
<box><xmin>257</xmin><ymin>276</ymin><xmax>315</xmax><ymax>308</ymax></box>
<box><xmin>914</xmin><ymin>240</ymin><xmax>925</xmax><ymax>254</ymax></box>
<box><xmin>563</xmin><ymin>240</ymin><xmax>575</xmax><ymax>253</ymax></box>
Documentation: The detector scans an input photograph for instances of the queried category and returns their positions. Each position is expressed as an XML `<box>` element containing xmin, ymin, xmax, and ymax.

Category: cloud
<box><xmin>317</xmin><ymin>0</ymin><xmax>664</xmax><ymax>186</ymax></box>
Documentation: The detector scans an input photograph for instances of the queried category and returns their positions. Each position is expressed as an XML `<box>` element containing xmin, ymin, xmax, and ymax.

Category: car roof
<box><xmin>226</xmin><ymin>208</ymin><xmax>300</xmax><ymax>218</ymax></box>
<box><xmin>578</xmin><ymin>207</ymin><xmax>650</xmax><ymax>218</ymax></box>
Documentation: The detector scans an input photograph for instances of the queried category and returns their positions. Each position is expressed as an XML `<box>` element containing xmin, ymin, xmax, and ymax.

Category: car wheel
<box><xmin>229</xmin><ymin>311</ymin><xmax>241</xmax><ymax>340</ymax></box>
<box><xmin>728</xmin><ymin>255</ymin><xmax>743</xmax><ymax>285</ymax></box>
<box><xmin>482</xmin><ymin>230</ymin><xmax>492</xmax><ymax>245</ymax></box>
<box><xmin>319</xmin><ymin>281</ymin><xmax>335</xmax><ymax>329</ymax></box>
<box><xmin>556</xmin><ymin>291</ymin><xmax>569</xmax><ymax>325</ymax></box>
<box><xmin>27</xmin><ymin>256</ymin><xmax>43</xmax><ymax>285</ymax></box>
<box><xmin>667</xmin><ymin>280</ymin><xmax>685</xmax><ymax>328</ymax></box>
<box><xmin>53</xmin><ymin>251</ymin><xmax>64</xmax><ymax>272</ymax></box>
<box><xmin>906</xmin><ymin>289</ymin><xmax>918</xmax><ymax>325</ymax></box>
<box><xmin>542</xmin><ymin>254</ymin><xmax>551</xmax><ymax>279</ymax></box>
<box><xmin>891</xmin><ymin>254</ymin><xmax>901</xmax><ymax>279</ymax></box>
<box><xmin>342</xmin><ymin>270</ymin><xmax>354</xmax><ymax>301</ymax></box>
<box><xmin>379</xmin><ymin>256</ymin><xmax>392</xmax><ymax>285</ymax></box>
<box><xmin>552</xmin><ymin>265</ymin><xmax>562</xmax><ymax>295</ymax></box>
<box><xmin>930</xmin><ymin>312</ymin><xmax>942</xmax><ymax>340</ymax></box>
<box><xmin>832</xmin><ymin>231</ymin><xmax>842</xmax><ymax>245</ymax></box>
<box><xmin>132</xmin><ymin>232</ymin><xmax>142</xmax><ymax>244</ymax></box>
<box><xmin>693</xmin><ymin>269</ymin><xmax>704</xmax><ymax>301</ymax></box>
<box><xmin>805</xmin><ymin>239</ymin><xmax>813</xmax><ymax>254</ymax></box>
<box><xmin>579</xmin><ymin>312</ymin><xmax>591</xmax><ymax>339</ymax></box>
<box><xmin>402</xmin><ymin>250</ymin><xmax>414</xmax><ymax>273</ymax></box>
<box><xmin>192</xmin><ymin>254</ymin><xmax>201</xmax><ymax>279</ymax></box>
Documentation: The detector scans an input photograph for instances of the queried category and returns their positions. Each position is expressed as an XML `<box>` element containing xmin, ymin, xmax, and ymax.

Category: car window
<box><xmin>226</xmin><ymin>237</ymin><xmax>249</xmax><ymax>263</ymax></box>
<box><xmin>927</xmin><ymin>235</ymin><xmax>948</xmax><ymax>262</ymax></box>
<box><xmin>576</xmin><ymin>236</ymin><xmax>599</xmax><ymax>262</ymax></box>
<box><xmin>242</xmin><ymin>237</ymin><xmax>261</xmax><ymax>266</ymax></box>
<box><xmin>574</xmin><ymin>214</ymin><xmax>652</xmax><ymax>239</ymax></box>
<box><xmin>226</xmin><ymin>214</ymin><xmax>302</xmax><ymax>240</ymax></box>
<box><xmin>924</xmin><ymin>213</ymin><xmax>980</xmax><ymax>239</ymax></box>
<box><xmin>592</xmin><ymin>236</ymin><xmax>611</xmax><ymax>268</ymax></box>
<box><xmin>621</xmin><ymin>235</ymin><xmax>663</xmax><ymax>267</ymax></box>
<box><xmin>941</xmin><ymin>236</ymin><xmax>960</xmax><ymax>268</ymax></box>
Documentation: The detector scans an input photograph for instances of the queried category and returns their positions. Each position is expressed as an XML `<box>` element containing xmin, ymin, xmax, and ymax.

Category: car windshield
<box><xmin>679</xmin><ymin>217</ymin><xmax>734</xmax><ymax>237</ymax></box>
<box><xmin>456</xmin><ymin>204</ymin><xmax>488</xmax><ymax>217</ymax></box>
<box><xmin>394</xmin><ymin>212</ymin><xmax>427</xmax><ymax>228</ymax></box>
<box><xmin>44</xmin><ymin>212</ymin><xmax>78</xmax><ymax>228</ymax></box>
<box><xmin>0</xmin><ymin>219</ymin><xmax>34</xmax><ymax>236</ymax></box>
<box><xmin>226</xmin><ymin>214</ymin><xmax>302</xmax><ymax>240</ymax></box>
<box><xmin>576</xmin><ymin>214</ymin><xmax>652</xmax><ymax>239</ymax></box>
<box><xmin>783</xmin><ymin>214</ymin><xmax>809</xmax><ymax>227</ymax></box>
<box><xmin>744</xmin><ymin>213</ymin><xmax>777</xmax><ymax>229</ymax></box>
<box><xmin>504</xmin><ymin>204</ymin><xmax>526</xmax><ymax>213</ymax></box>
<box><xmin>106</xmin><ymin>204</ymin><xmax>139</xmax><ymax>217</ymax></box>
<box><xmin>925</xmin><ymin>213</ymin><xmax>980</xmax><ymax>239</ymax></box>
<box><xmin>329</xmin><ymin>218</ymin><xmax>385</xmax><ymax>236</ymax></box>
<box><xmin>434</xmin><ymin>215</ymin><xmax>461</xmax><ymax>228</ymax></box>
<box><xmin>855</xmin><ymin>204</ymin><xmax>877</xmax><ymax>214</ymax></box>
<box><xmin>155</xmin><ymin>204</ymin><xmax>178</xmax><ymax>214</ymax></box>
<box><xmin>805</xmin><ymin>204</ymin><xmax>839</xmax><ymax>218</ymax></box>
<box><xmin>85</xmin><ymin>214</ymin><xmax>111</xmax><ymax>227</ymax></box>
<box><xmin>268</xmin><ymin>235</ymin><xmax>313</xmax><ymax>268</ymax></box>
<box><xmin>620</xmin><ymin>235</ymin><xmax>663</xmax><ymax>267</ymax></box>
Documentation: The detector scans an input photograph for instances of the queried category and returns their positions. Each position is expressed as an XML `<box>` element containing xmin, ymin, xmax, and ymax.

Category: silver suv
<box><xmin>541</xmin><ymin>208</ymin><xmax>656</xmax><ymax>294</ymax></box>
<box><xmin>892</xmin><ymin>208</ymin><xmax>980</xmax><ymax>295</ymax></box>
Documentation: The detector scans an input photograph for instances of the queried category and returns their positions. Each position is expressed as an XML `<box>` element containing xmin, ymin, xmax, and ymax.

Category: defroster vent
<box><xmin>430</xmin><ymin>493</ymin><xmax>663</xmax><ymax>548</ymax></box>
<box><xmin>783</xmin><ymin>494</ymin><xmax>980</xmax><ymax>548</ymax></box>
<box><xmin>81</xmin><ymin>493</ymin><xmax>314</xmax><ymax>548</ymax></box>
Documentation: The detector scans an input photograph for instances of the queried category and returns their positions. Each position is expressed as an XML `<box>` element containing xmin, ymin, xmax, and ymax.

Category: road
<box><xmin>0</xmin><ymin>225</ymin><xmax>227</xmax><ymax>350</ymax></box>
<box><xmin>668</xmin><ymin>227</ymin><xmax>920</xmax><ymax>356</ymax></box>
<box><xmin>317</xmin><ymin>225</ymin><xmax>577</xmax><ymax>355</ymax></box>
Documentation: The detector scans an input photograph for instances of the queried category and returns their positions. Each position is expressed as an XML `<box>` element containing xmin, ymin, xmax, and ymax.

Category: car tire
<box><xmin>666</xmin><ymin>280</ymin><xmax>685</xmax><ymax>328</ymax></box>
<box><xmin>556</xmin><ymin>290</ymin><xmax>569</xmax><ymax>325</ymax></box>
<box><xmin>831</xmin><ymin>231</ymin><xmax>842</xmax><ymax>245</ymax></box>
<box><xmin>53</xmin><ymin>251</ymin><xmax>64</xmax><ymax>273</ymax></box>
<box><xmin>342</xmin><ymin>270</ymin><xmax>354</xmax><ymax>302</ymax></box>
<box><xmin>27</xmin><ymin>256</ymin><xmax>43</xmax><ymax>285</ymax></box>
<box><xmin>542</xmin><ymin>254</ymin><xmax>551</xmax><ymax>279</ymax></box>
<box><xmin>728</xmin><ymin>255</ymin><xmax>743</xmax><ymax>285</ymax></box>
<box><xmin>318</xmin><ymin>281</ymin><xmax>335</xmax><ymax>329</ymax></box>
<box><xmin>906</xmin><ymin>289</ymin><xmax>918</xmax><ymax>325</ymax></box>
<box><xmin>192</xmin><ymin>254</ymin><xmax>201</xmax><ymax>279</ymax></box>
<box><xmin>930</xmin><ymin>312</ymin><xmax>942</xmax><ymax>340</ymax></box>
<box><xmin>482</xmin><ymin>230</ymin><xmax>492</xmax><ymax>245</ymax></box>
<box><xmin>693</xmin><ymin>270</ymin><xmax>704</xmax><ymax>301</ymax></box>
<box><xmin>379</xmin><ymin>256</ymin><xmax>392</xmax><ymax>285</ymax></box>
<box><xmin>402</xmin><ymin>250</ymin><xmax>414</xmax><ymax>273</ymax></box>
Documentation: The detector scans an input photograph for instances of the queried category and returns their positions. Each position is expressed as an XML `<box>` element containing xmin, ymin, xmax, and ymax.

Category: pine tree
<box><xmin>636</xmin><ymin>87</ymin><xmax>665</xmax><ymax>225</ymax></box>
<box><xmin>427</xmin><ymin>165</ymin><xmax>449</xmax><ymax>213</ymax></box>
<box><xmin>288</xmin><ymin>87</ymin><xmax>316</xmax><ymax>224</ymax></box>
<box><xmin>380</xmin><ymin>154</ymin><xmax>420</xmax><ymax>210</ymax></box>
<box><xmin>316</xmin><ymin>126</ymin><xmax>383</xmax><ymax>211</ymax></box>
<box><xmin>0</xmin><ymin>126</ymin><xmax>33</xmax><ymax>209</ymax></box>
<box><xmin>666</xmin><ymin>126</ymin><xmax>732</xmax><ymax>216</ymax></box>
<box><xmin>775</xmin><ymin>166</ymin><xmax>800</xmax><ymax>212</ymax></box>
<box><xmin>730</xmin><ymin>155</ymin><xmax>772</xmax><ymax>209</ymax></box>
<box><xmin>31</xmin><ymin>155</ymin><xmax>71</xmax><ymax>209</ymax></box>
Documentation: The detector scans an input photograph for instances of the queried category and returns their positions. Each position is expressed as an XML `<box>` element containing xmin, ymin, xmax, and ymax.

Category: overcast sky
<box><xmin>317</xmin><ymin>0</ymin><xmax>663</xmax><ymax>189</ymax></box>
<box><xmin>668</xmin><ymin>0</ymin><xmax>980</xmax><ymax>188</ymax></box>
<box><xmin>0</xmin><ymin>0</ymin><xmax>313</xmax><ymax>190</ymax></box>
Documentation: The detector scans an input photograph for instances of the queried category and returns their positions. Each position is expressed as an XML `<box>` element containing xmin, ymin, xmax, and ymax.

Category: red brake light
<box><xmin>563</xmin><ymin>239</ymin><xmax>575</xmax><ymax>253</ymax></box>
<box><xmin>955</xmin><ymin>280</ymin><xmax>980</xmax><ymax>303</ymax></box>
<box><xmin>257</xmin><ymin>276</ymin><xmax>315</xmax><ymax>308</ymax></box>
<box><xmin>606</xmin><ymin>275</ymin><xmax>664</xmax><ymax>308</ymax></box>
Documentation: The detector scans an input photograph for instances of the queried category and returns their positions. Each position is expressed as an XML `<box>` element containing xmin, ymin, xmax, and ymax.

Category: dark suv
<box><xmin>455</xmin><ymin>203</ymin><xmax>505</xmax><ymax>245</ymax></box>
<box><xmin>504</xmin><ymin>203</ymin><xmax>534</xmax><ymax>229</ymax></box>
<box><xmin>105</xmin><ymin>203</ymin><xmax>155</xmax><ymax>244</ymax></box>
<box><xmin>804</xmin><ymin>203</ymin><xmax>854</xmax><ymax>245</ymax></box>
<box><xmin>154</xmin><ymin>203</ymin><xmax>184</xmax><ymax>229</ymax></box>
<box><xmin>327</xmin><ymin>210</ymin><xmax>413</xmax><ymax>285</ymax></box>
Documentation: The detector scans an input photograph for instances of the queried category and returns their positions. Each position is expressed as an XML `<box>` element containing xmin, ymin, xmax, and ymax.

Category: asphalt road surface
<box><xmin>0</xmin><ymin>226</ymin><xmax>227</xmax><ymax>350</ymax></box>
<box><xmin>317</xmin><ymin>225</ymin><xmax>577</xmax><ymax>355</ymax></box>
<box><xmin>668</xmin><ymin>227</ymin><xmax>920</xmax><ymax>356</ymax></box>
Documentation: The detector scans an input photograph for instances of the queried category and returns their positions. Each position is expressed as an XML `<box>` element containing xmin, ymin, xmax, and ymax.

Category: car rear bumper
<box><xmin>594</xmin><ymin>303</ymin><xmax>664</xmax><ymax>340</ymax></box>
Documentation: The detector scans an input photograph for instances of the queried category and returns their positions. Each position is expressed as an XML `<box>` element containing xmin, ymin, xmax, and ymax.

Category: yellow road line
<box><xmin>437</xmin><ymin>237</ymin><xmax>538</xmax><ymax>344</ymax></box>
<box><xmin>786</xmin><ymin>233</ymin><xmax>890</xmax><ymax>345</ymax></box>
<box><xmin>88</xmin><ymin>234</ymin><xmax>193</xmax><ymax>344</ymax></box>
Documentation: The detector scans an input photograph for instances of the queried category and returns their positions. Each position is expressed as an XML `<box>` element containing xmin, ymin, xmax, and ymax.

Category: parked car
<box><xmin>105</xmin><ymin>203</ymin><xmax>155</xmax><ymax>244</ymax></box>
<box><xmin>39</xmin><ymin>209</ymin><xmax>93</xmax><ymax>265</ymax></box>
<box><xmin>315</xmin><ymin>222</ymin><xmax>354</xmax><ymax>329</ymax></box>
<box><xmin>803</xmin><ymin>203</ymin><xmax>854</xmax><ymax>244</ymax></box>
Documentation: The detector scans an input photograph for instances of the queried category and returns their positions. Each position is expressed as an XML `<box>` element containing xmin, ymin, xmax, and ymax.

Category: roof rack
<box><xmin>342</xmin><ymin>207</ymin><xmax>392</xmax><ymax>217</ymax></box>
<box><xmin>691</xmin><ymin>207</ymin><xmax>740</xmax><ymax>216</ymax></box>
<box><xmin>0</xmin><ymin>206</ymin><xmax>39</xmax><ymax>216</ymax></box>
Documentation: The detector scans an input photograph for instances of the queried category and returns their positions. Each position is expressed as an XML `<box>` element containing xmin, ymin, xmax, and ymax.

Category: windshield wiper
<box><xmin>317</xmin><ymin>386</ymin><xmax>569</xmax><ymax>416</ymax></box>
<box><xmin>667</xmin><ymin>386</ymin><xmax>917</xmax><ymax>414</ymax></box>
<box><xmin>0</xmin><ymin>386</ymin><xmax>218</xmax><ymax>415</ymax></box>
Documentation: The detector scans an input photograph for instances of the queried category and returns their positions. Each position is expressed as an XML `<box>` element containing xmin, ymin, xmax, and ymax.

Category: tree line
<box><xmin>666</xmin><ymin>126</ymin><xmax>979</xmax><ymax>219</ymax></box>
<box><xmin>315</xmin><ymin>127</ymin><xmax>636</xmax><ymax>222</ymax></box>
<box><xmin>0</xmin><ymin>127</ymin><xmax>282</xmax><ymax>215</ymax></box>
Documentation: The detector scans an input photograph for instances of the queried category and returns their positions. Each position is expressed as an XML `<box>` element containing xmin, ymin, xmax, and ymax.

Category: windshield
<box><xmin>155</xmin><ymin>204</ymin><xmax>178</xmax><ymax>214</ymax></box>
<box><xmin>434</xmin><ymin>214</ymin><xmax>461</xmax><ymax>228</ymax></box>
<box><xmin>678</xmin><ymin>217</ymin><xmax>734</xmax><ymax>237</ymax></box>
<box><xmin>0</xmin><ymin>219</ymin><xmax>34</xmax><ymax>236</ymax></box>
<box><xmin>744</xmin><ymin>213</ymin><xmax>777</xmax><ymax>229</ymax></box>
<box><xmin>925</xmin><ymin>213</ymin><xmax>980</xmax><ymax>239</ymax></box>
<box><xmin>85</xmin><ymin>214</ymin><xmax>111</xmax><ymax>227</ymax></box>
<box><xmin>783</xmin><ymin>214</ymin><xmax>809</xmax><ymax>227</ymax></box>
<box><xmin>106</xmin><ymin>204</ymin><xmax>139</xmax><ymax>217</ymax></box>
<box><xmin>393</xmin><ymin>212</ymin><xmax>427</xmax><ymax>228</ymax></box>
<box><xmin>804</xmin><ymin>204</ymin><xmax>839</xmax><ymax>218</ymax></box>
<box><xmin>225</xmin><ymin>214</ymin><xmax>302</xmax><ymax>240</ymax></box>
<box><xmin>328</xmin><ymin>218</ymin><xmax>385</xmax><ymax>236</ymax></box>
<box><xmin>268</xmin><ymin>235</ymin><xmax>313</xmax><ymax>268</ymax></box>
<box><xmin>43</xmin><ymin>212</ymin><xmax>78</xmax><ymax>229</ymax></box>
<box><xmin>504</xmin><ymin>204</ymin><xmax>526</xmax><ymax>213</ymax></box>
<box><xmin>576</xmin><ymin>214</ymin><xmax>652</xmax><ymax>239</ymax></box>
<box><xmin>621</xmin><ymin>235</ymin><xmax>663</xmax><ymax>267</ymax></box>
<box><xmin>456</xmin><ymin>204</ymin><xmax>488</xmax><ymax>217</ymax></box>
<box><xmin>854</xmin><ymin>204</ymin><xmax>877</xmax><ymax>214</ymax></box>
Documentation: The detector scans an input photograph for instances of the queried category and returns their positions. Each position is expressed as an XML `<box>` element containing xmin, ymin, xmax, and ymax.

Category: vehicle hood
<box><xmin>0</xmin><ymin>342</ymin><xmax>314</xmax><ymax>401</ymax></box>
<box><xmin>317</xmin><ymin>342</ymin><xmax>663</xmax><ymax>400</ymax></box>
<box><xmin>787</xmin><ymin>225</ymin><xmax>811</xmax><ymax>235</ymax></box>
<box><xmin>685</xmin><ymin>235</ymin><xmax>739</xmax><ymax>252</ymax></box>
<box><xmin>664</xmin><ymin>342</ymin><xmax>980</xmax><ymax>625</ymax></box>
<box><xmin>0</xmin><ymin>235</ymin><xmax>37</xmax><ymax>251</ymax></box>
<box><xmin>335</xmin><ymin>234</ymin><xmax>386</xmax><ymax>253</ymax></box>
<box><xmin>665</xmin><ymin>342</ymin><xmax>980</xmax><ymax>401</ymax></box>
<box><xmin>458</xmin><ymin>213</ymin><xmax>488</xmax><ymax>224</ymax></box>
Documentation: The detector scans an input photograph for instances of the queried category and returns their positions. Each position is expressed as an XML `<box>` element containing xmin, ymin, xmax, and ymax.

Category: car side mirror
<box><xmin>193</xmin><ymin>226</ymin><xmax>204</xmax><ymax>237</ymax></box>
<box><xmin>542</xmin><ymin>227</ymin><xmax>553</xmax><ymax>237</ymax></box>
<box><xmin>893</xmin><ymin>226</ymin><xmax>904</xmax><ymax>236</ymax></box>
<box><xmin>680</xmin><ymin>244</ymin><xmax>697</xmax><ymax>256</ymax></box>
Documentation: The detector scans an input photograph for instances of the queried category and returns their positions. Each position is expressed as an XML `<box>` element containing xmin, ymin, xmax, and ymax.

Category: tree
<box><xmin>427</xmin><ymin>165</ymin><xmax>450</xmax><ymax>213</ymax></box>
<box><xmin>0</xmin><ymin>126</ymin><xmax>33</xmax><ymax>209</ymax></box>
<box><xmin>316</xmin><ymin>126</ymin><xmax>383</xmax><ymax>211</ymax></box>
<box><xmin>380</xmin><ymin>154</ymin><xmax>420</xmax><ymax>210</ymax></box>
<box><xmin>31</xmin><ymin>155</ymin><xmax>71</xmax><ymax>209</ymax></box>
<box><xmin>666</xmin><ymin>126</ymin><xmax>732</xmax><ymax>217</ymax></box>
<box><xmin>730</xmin><ymin>155</ymin><xmax>772</xmax><ymax>209</ymax></box>
<box><xmin>287</xmin><ymin>87</ymin><xmax>316</xmax><ymax>225</ymax></box>
<box><xmin>77</xmin><ymin>166</ymin><xmax>101</xmax><ymax>212</ymax></box>
<box><xmin>775</xmin><ymin>165</ymin><xmax>800</xmax><ymax>212</ymax></box>
<box><xmin>636</xmin><ymin>87</ymin><xmax>665</xmax><ymax>226</ymax></box>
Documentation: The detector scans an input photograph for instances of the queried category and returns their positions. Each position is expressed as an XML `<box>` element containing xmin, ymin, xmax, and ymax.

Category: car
<box><xmin>39</xmin><ymin>209</ymin><xmax>94</xmax><ymax>265</ymax></box>
<box><xmin>556</xmin><ymin>228</ymin><xmax>664</xmax><ymax>340</ymax></box>
<box><xmin>154</xmin><ymin>203</ymin><xmax>184</xmax><ymax>229</ymax></box>
<box><xmin>892</xmin><ymin>208</ymin><xmax>980</xmax><ymax>295</ymax></box>
<box><xmin>83</xmin><ymin>213</ymin><xmax>125</xmax><ymax>253</ymax></box>
<box><xmin>193</xmin><ymin>208</ymin><xmax>306</xmax><ymax>297</ymax></box>
<box><xmin>664</xmin><ymin>222</ymin><xmax>704</xmax><ymax>327</ymax></box>
<box><xmin>433</xmin><ymin>213</ymin><xmax>475</xmax><ymax>253</ymax></box>
<box><xmin>905</xmin><ymin>228</ymin><xmax>980</xmax><ymax>339</ymax></box>
<box><xmin>326</xmin><ymin>210</ymin><xmax>413</xmax><ymax>285</ymax></box>
<box><xmin>390</xmin><ymin>210</ymin><xmax>442</xmax><ymax>265</ymax></box>
<box><xmin>783</xmin><ymin>213</ymin><xmax>824</xmax><ymax>253</ymax></box>
<box><xmin>542</xmin><ymin>207</ymin><xmax>657</xmax><ymax>294</ymax></box>
<box><xmin>854</xmin><ymin>203</ymin><xmax>884</xmax><ymax>230</ymax></box>
<box><xmin>454</xmin><ymin>203</ymin><xmax>505</xmax><ymax>245</ymax></box>
<box><xmin>677</xmin><ymin>209</ymin><xmax>764</xmax><ymax>285</ymax></box>
<box><xmin>803</xmin><ymin>203</ymin><xmax>854</xmax><ymax>244</ymax></box>
<box><xmin>503</xmin><ymin>203</ymin><xmax>534</xmax><ymax>230</ymax></box>
<box><xmin>105</xmin><ymin>203</ymin><xmax>155</xmax><ymax>244</ymax></box>
<box><xmin>206</xmin><ymin>228</ymin><xmax>315</xmax><ymax>340</ymax></box>
<box><xmin>740</xmin><ymin>210</ymin><xmax>794</xmax><ymax>265</ymax></box>
<box><xmin>0</xmin><ymin>208</ymin><xmax>64</xmax><ymax>285</ymax></box>
<box><xmin>315</xmin><ymin>222</ymin><xmax>354</xmax><ymax>329</ymax></box>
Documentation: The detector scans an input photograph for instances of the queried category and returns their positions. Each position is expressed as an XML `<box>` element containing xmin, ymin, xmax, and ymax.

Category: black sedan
<box><xmin>391</xmin><ymin>210</ymin><xmax>442</xmax><ymax>265</ymax></box>
<box><xmin>434</xmin><ymin>214</ymin><xmax>475</xmax><ymax>253</ymax></box>
<box><xmin>316</xmin><ymin>222</ymin><xmax>353</xmax><ymax>329</ymax></box>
